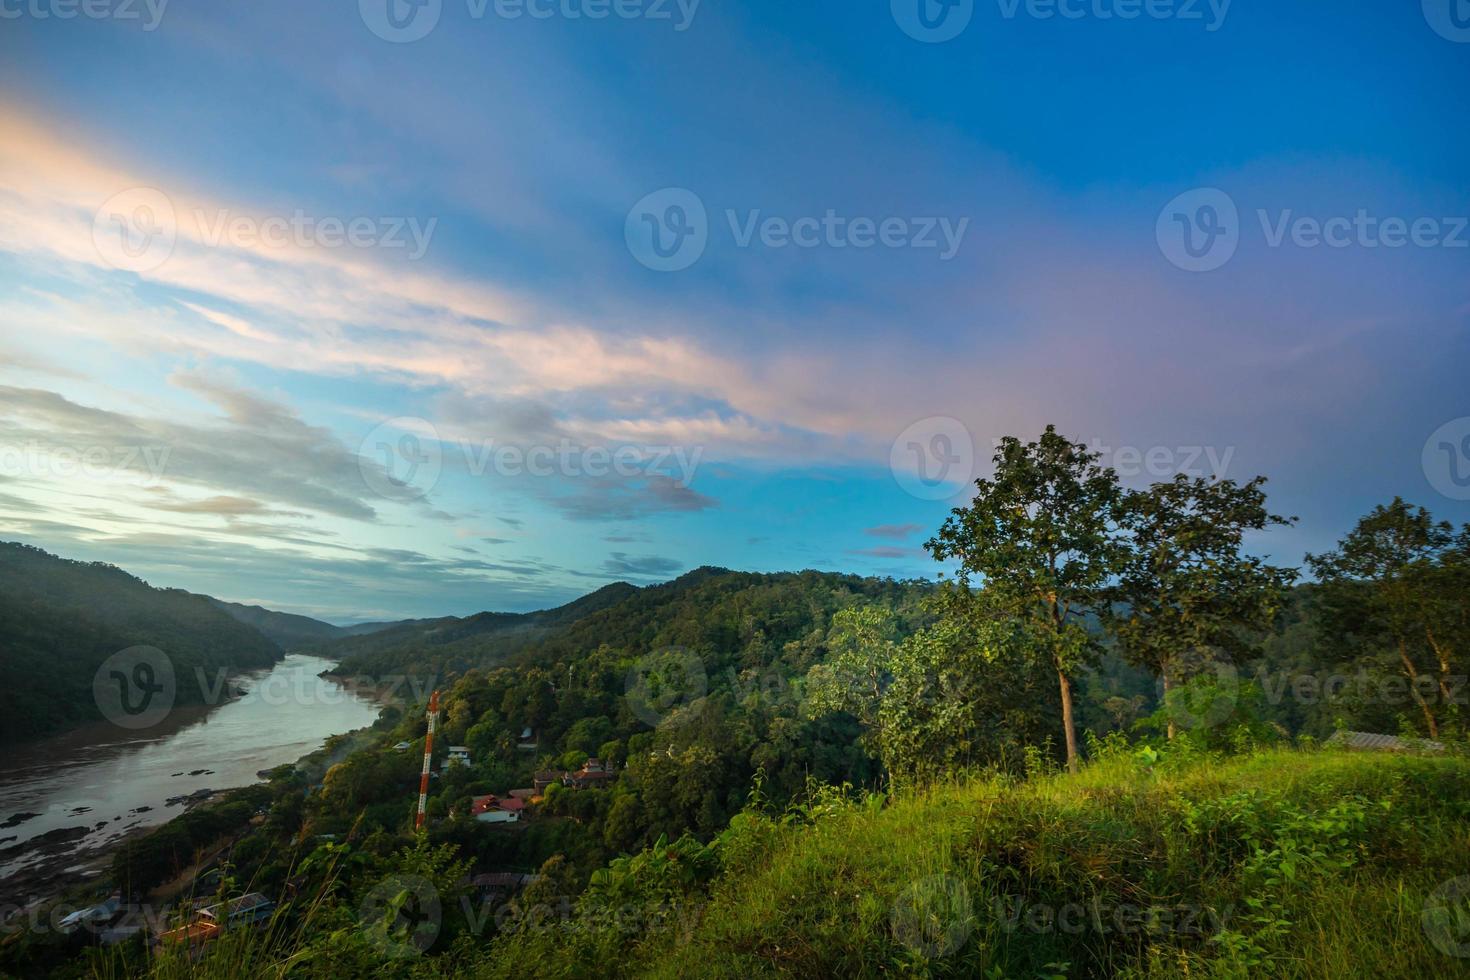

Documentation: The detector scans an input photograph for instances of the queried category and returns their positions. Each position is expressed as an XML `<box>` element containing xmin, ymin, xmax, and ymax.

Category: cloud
<box><xmin>865</xmin><ymin>523</ymin><xmax>922</xmax><ymax>539</ymax></box>
<box><xmin>0</xmin><ymin>378</ymin><xmax>388</xmax><ymax>522</ymax></box>
<box><xmin>602</xmin><ymin>552</ymin><xmax>683</xmax><ymax>578</ymax></box>
<box><xmin>149</xmin><ymin>494</ymin><xmax>274</xmax><ymax>516</ymax></box>
<box><xmin>848</xmin><ymin>546</ymin><xmax>924</xmax><ymax>560</ymax></box>
<box><xmin>543</xmin><ymin>475</ymin><xmax>718</xmax><ymax>523</ymax></box>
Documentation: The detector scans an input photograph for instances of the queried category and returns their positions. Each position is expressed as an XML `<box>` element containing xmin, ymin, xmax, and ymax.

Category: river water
<box><xmin>0</xmin><ymin>654</ymin><xmax>379</xmax><ymax>889</ymax></box>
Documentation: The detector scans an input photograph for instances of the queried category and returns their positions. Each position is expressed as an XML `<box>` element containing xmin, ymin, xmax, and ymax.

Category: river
<box><xmin>0</xmin><ymin>654</ymin><xmax>380</xmax><ymax>893</ymax></box>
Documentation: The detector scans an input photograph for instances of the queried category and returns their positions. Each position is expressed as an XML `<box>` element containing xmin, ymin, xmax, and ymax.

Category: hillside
<box><xmin>316</xmin><ymin>568</ymin><xmax>904</xmax><ymax>679</ymax></box>
<box><xmin>0</xmin><ymin>542</ymin><xmax>282</xmax><ymax>743</ymax></box>
<box><xmin>207</xmin><ymin>599</ymin><xmax>347</xmax><ymax>649</ymax></box>
<box><xmin>491</xmin><ymin>747</ymin><xmax>1470</xmax><ymax>978</ymax></box>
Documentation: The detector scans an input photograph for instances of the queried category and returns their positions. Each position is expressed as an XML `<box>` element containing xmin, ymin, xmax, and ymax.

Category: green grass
<box><xmin>613</xmin><ymin>748</ymin><xmax>1470</xmax><ymax>978</ymax></box>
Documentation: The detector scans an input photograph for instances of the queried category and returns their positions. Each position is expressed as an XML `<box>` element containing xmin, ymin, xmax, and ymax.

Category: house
<box><xmin>567</xmin><ymin>759</ymin><xmax>616</xmax><ymax>789</ymax></box>
<box><xmin>57</xmin><ymin>895</ymin><xmax>121</xmax><ymax>934</ymax></box>
<box><xmin>471</xmin><ymin>795</ymin><xmax>521</xmax><ymax>824</ymax></box>
<box><xmin>517</xmin><ymin>727</ymin><xmax>539</xmax><ymax>751</ymax></box>
<box><xmin>532</xmin><ymin>771</ymin><xmax>564</xmax><ymax>794</ymax></box>
<box><xmin>442</xmin><ymin>746</ymin><xmax>472</xmax><ymax>770</ymax></box>
<box><xmin>198</xmin><ymin>892</ymin><xmax>275</xmax><ymax>927</ymax></box>
<box><xmin>1325</xmin><ymin>730</ymin><xmax>1445</xmax><ymax>753</ymax></box>
<box><xmin>393</xmin><ymin>741</ymin><xmax>411</xmax><ymax>751</ymax></box>
<box><xmin>507</xmin><ymin>788</ymin><xmax>536</xmax><ymax>802</ymax></box>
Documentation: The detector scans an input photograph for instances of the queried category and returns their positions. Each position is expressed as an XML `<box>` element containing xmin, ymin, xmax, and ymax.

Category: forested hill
<box><xmin>312</xmin><ymin>579</ymin><xmax>643</xmax><ymax>678</ymax></box>
<box><xmin>315</xmin><ymin>568</ymin><xmax>924</xmax><ymax>682</ymax></box>
<box><xmin>208</xmin><ymin>598</ymin><xmax>346</xmax><ymax>649</ymax></box>
<box><xmin>207</xmin><ymin>599</ymin><xmax>413</xmax><ymax>649</ymax></box>
<box><xmin>0</xmin><ymin>541</ymin><xmax>282</xmax><ymax>744</ymax></box>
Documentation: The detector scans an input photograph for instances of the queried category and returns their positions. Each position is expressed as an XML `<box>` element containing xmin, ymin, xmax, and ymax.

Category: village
<box><xmin>50</xmin><ymin>721</ymin><xmax>622</xmax><ymax>958</ymax></box>
<box><xmin>411</xmin><ymin>726</ymin><xmax>619</xmax><ymax>826</ymax></box>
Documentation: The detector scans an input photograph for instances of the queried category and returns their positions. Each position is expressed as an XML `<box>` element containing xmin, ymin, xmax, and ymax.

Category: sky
<box><xmin>0</xmin><ymin>1</ymin><xmax>1467</xmax><ymax>622</ymax></box>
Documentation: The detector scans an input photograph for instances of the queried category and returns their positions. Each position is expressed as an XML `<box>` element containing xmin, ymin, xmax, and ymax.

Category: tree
<box><xmin>802</xmin><ymin>605</ymin><xmax>899</xmax><ymax>758</ymax></box>
<box><xmin>927</xmin><ymin>426</ymin><xmax>1127</xmax><ymax>773</ymax></box>
<box><xmin>877</xmin><ymin>617</ymin><xmax>1057</xmax><ymax>782</ymax></box>
<box><xmin>1107</xmin><ymin>474</ymin><xmax>1297</xmax><ymax>738</ymax></box>
<box><xmin>1307</xmin><ymin>499</ymin><xmax>1466</xmax><ymax>738</ymax></box>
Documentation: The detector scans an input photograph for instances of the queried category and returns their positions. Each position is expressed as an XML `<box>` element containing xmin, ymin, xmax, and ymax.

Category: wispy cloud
<box><xmin>865</xmin><ymin>523</ymin><xmax>922</xmax><ymax>539</ymax></box>
<box><xmin>602</xmin><ymin>552</ymin><xmax>683</xmax><ymax>578</ymax></box>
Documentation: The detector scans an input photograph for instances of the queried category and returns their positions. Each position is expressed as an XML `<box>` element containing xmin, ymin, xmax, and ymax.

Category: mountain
<box><xmin>314</xmin><ymin>580</ymin><xmax>641</xmax><ymax>677</ymax></box>
<box><xmin>0</xmin><ymin>541</ymin><xmax>282</xmax><ymax>744</ymax></box>
<box><xmin>207</xmin><ymin>599</ymin><xmax>410</xmax><ymax>649</ymax></box>
<box><xmin>208</xmin><ymin>599</ymin><xmax>345</xmax><ymax>649</ymax></box>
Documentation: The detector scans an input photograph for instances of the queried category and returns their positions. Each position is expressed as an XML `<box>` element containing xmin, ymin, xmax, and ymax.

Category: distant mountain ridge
<box><xmin>312</xmin><ymin>566</ymin><xmax>924</xmax><ymax>683</ymax></box>
<box><xmin>207</xmin><ymin>599</ymin><xmax>408</xmax><ymax>650</ymax></box>
<box><xmin>314</xmin><ymin>580</ymin><xmax>641</xmax><ymax>677</ymax></box>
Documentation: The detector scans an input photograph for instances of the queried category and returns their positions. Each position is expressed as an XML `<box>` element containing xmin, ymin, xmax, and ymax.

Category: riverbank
<box><xmin>0</xmin><ymin>655</ymin><xmax>380</xmax><ymax>908</ymax></box>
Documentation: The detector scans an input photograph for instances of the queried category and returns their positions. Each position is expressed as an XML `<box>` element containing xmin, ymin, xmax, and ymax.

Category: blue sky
<box><xmin>0</xmin><ymin>2</ymin><xmax>1466</xmax><ymax>621</ymax></box>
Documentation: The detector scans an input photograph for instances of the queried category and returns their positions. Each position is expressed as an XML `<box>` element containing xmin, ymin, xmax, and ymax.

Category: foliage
<box><xmin>1106</xmin><ymin>475</ymin><xmax>1297</xmax><ymax>738</ymax></box>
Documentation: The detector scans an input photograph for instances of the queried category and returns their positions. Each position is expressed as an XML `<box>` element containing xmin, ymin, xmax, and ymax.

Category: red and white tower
<box><xmin>415</xmin><ymin>690</ymin><xmax>440</xmax><ymax>831</ymax></box>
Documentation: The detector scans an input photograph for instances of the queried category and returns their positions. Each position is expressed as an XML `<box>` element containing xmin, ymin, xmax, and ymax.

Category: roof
<box><xmin>447</xmin><ymin>745</ymin><xmax>470</xmax><ymax>754</ymax></box>
<box><xmin>573</xmin><ymin>768</ymin><xmax>615</xmax><ymax>781</ymax></box>
<box><xmin>507</xmin><ymin>788</ymin><xmax>536</xmax><ymax>800</ymax></box>
<box><xmin>159</xmin><ymin>920</ymin><xmax>220</xmax><ymax>945</ymax></box>
<box><xmin>498</xmin><ymin>797</ymin><xmax>526</xmax><ymax>812</ymax></box>
<box><xmin>471</xmin><ymin>795</ymin><xmax>498</xmax><ymax>815</ymax></box>
<box><xmin>199</xmin><ymin>892</ymin><xmax>274</xmax><ymax>922</ymax></box>
<box><xmin>1326</xmin><ymin>730</ymin><xmax>1445</xmax><ymax>753</ymax></box>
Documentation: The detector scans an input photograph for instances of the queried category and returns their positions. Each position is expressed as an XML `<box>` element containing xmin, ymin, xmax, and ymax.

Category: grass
<box><xmin>615</xmin><ymin>748</ymin><xmax>1470</xmax><ymax>978</ymax></box>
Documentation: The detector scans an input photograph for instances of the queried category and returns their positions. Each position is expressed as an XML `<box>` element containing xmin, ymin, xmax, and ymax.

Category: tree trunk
<box><xmin>1162</xmin><ymin>666</ymin><xmax>1177</xmax><ymax>741</ymax></box>
<box><xmin>1425</xmin><ymin>625</ymin><xmax>1454</xmax><ymax>711</ymax></box>
<box><xmin>1397</xmin><ymin>637</ymin><xmax>1439</xmax><ymax>739</ymax></box>
<box><xmin>1058</xmin><ymin>667</ymin><xmax>1080</xmax><ymax>774</ymax></box>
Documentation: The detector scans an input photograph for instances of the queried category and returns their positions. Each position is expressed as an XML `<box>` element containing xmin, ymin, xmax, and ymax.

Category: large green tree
<box><xmin>1307</xmin><ymin>499</ymin><xmax>1469</xmax><ymax>739</ymax></box>
<box><xmin>1107</xmin><ymin>474</ymin><xmax>1298</xmax><ymax>738</ymax></box>
<box><xmin>927</xmin><ymin>426</ymin><xmax>1126</xmax><ymax>773</ymax></box>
